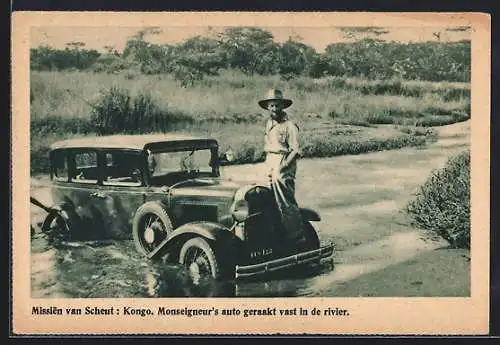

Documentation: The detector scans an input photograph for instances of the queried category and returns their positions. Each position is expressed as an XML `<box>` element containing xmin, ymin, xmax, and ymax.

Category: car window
<box><xmin>103</xmin><ymin>151</ymin><xmax>142</xmax><ymax>187</ymax></box>
<box><xmin>149</xmin><ymin>149</ymin><xmax>213</xmax><ymax>177</ymax></box>
<box><xmin>52</xmin><ymin>151</ymin><xmax>68</xmax><ymax>181</ymax></box>
<box><xmin>70</xmin><ymin>151</ymin><xmax>98</xmax><ymax>184</ymax></box>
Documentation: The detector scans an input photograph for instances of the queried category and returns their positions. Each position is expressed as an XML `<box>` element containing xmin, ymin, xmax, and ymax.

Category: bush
<box><xmin>407</xmin><ymin>150</ymin><xmax>470</xmax><ymax>249</ymax></box>
<box><xmin>89</xmin><ymin>86</ymin><xmax>194</xmax><ymax>134</ymax></box>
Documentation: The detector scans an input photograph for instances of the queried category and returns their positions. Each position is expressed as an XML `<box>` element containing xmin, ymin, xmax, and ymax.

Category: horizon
<box><xmin>31</xmin><ymin>26</ymin><xmax>471</xmax><ymax>53</ymax></box>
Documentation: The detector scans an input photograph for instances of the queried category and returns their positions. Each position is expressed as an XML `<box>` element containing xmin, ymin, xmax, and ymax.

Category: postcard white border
<box><xmin>12</xmin><ymin>11</ymin><xmax>491</xmax><ymax>335</ymax></box>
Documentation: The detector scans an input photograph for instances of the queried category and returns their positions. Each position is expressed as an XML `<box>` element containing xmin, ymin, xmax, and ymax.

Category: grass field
<box><xmin>30</xmin><ymin>70</ymin><xmax>470</xmax><ymax>174</ymax></box>
<box><xmin>31</xmin><ymin>70</ymin><xmax>470</xmax><ymax>122</ymax></box>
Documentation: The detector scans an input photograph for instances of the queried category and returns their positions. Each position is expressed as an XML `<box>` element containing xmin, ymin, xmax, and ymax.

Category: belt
<box><xmin>266</xmin><ymin>150</ymin><xmax>289</xmax><ymax>155</ymax></box>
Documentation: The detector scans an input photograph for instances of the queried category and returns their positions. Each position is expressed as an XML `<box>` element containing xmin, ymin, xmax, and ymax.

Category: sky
<box><xmin>30</xmin><ymin>26</ymin><xmax>471</xmax><ymax>53</ymax></box>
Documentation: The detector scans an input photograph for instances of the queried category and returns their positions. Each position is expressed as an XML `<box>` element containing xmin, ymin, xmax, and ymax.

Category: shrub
<box><xmin>89</xmin><ymin>86</ymin><xmax>194</xmax><ymax>134</ymax></box>
<box><xmin>89</xmin><ymin>86</ymin><xmax>132</xmax><ymax>134</ymax></box>
<box><xmin>406</xmin><ymin>150</ymin><xmax>470</xmax><ymax>249</ymax></box>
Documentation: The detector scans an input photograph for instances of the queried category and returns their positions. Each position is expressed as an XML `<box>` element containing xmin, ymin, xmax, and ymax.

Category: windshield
<box><xmin>148</xmin><ymin>148</ymin><xmax>215</xmax><ymax>178</ymax></box>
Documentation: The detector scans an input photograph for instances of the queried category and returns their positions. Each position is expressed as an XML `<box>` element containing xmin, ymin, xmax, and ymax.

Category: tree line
<box><xmin>30</xmin><ymin>27</ymin><xmax>471</xmax><ymax>83</ymax></box>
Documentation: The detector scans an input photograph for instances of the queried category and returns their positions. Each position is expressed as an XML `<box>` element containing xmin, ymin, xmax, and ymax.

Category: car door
<box><xmin>94</xmin><ymin>150</ymin><xmax>149</xmax><ymax>239</ymax></box>
<box><xmin>60</xmin><ymin>148</ymin><xmax>106</xmax><ymax>240</ymax></box>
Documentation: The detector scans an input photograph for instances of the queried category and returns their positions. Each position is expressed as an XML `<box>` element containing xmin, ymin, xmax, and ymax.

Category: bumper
<box><xmin>235</xmin><ymin>243</ymin><xmax>335</xmax><ymax>279</ymax></box>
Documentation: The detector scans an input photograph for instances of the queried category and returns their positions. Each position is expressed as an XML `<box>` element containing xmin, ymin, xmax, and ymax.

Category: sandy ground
<box><xmin>29</xmin><ymin>121</ymin><xmax>470</xmax><ymax>297</ymax></box>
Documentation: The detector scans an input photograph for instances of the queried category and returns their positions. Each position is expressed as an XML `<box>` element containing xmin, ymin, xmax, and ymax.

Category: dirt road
<box><xmin>29</xmin><ymin>121</ymin><xmax>470</xmax><ymax>298</ymax></box>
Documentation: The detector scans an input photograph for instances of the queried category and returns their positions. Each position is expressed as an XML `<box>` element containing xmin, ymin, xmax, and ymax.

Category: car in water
<box><xmin>33</xmin><ymin>134</ymin><xmax>334</xmax><ymax>284</ymax></box>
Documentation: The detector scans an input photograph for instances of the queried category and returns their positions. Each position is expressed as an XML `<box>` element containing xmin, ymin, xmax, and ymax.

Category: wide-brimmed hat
<box><xmin>258</xmin><ymin>89</ymin><xmax>293</xmax><ymax>110</ymax></box>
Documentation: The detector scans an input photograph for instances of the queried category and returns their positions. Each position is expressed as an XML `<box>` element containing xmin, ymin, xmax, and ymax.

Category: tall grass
<box><xmin>327</xmin><ymin>92</ymin><xmax>469</xmax><ymax>126</ymax></box>
<box><xmin>31</xmin><ymin>71</ymin><xmax>470</xmax><ymax>125</ymax></box>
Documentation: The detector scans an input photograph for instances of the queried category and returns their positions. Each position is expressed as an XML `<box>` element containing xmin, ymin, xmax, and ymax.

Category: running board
<box><xmin>235</xmin><ymin>243</ymin><xmax>335</xmax><ymax>279</ymax></box>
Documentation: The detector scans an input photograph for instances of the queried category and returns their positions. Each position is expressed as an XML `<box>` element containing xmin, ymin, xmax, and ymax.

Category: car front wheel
<box><xmin>179</xmin><ymin>237</ymin><xmax>221</xmax><ymax>285</ymax></box>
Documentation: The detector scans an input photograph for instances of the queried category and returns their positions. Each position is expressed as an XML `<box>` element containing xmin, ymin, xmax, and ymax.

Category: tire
<box><xmin>179</xmin><ymin>237</ymin><xmax>221</xmax><ymax>285</ymax></box>
<box><xmin>132</xmin><ymin>202</ymin><xmax>174</xmax><ymax>256</ymax></box>
<box><xmin>41</xmin><ymin>210</ymin><xmax>72</xmax><ymax>244</ymax></box>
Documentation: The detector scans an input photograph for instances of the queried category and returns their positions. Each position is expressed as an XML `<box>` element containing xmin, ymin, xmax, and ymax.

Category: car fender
<box><xmin>40</xmin><ymin>208</ymin><xmax>67</xmax><ymax>232</ymax></box>
<box><xmin>149</xmin><ymin>221</ymin><xmax>243</xmax><ymax>262</ymax></box>
<box><xmin>300</xmin><ymin>207</ymin><xmax>321</xmax><ymax>222</ymax></box>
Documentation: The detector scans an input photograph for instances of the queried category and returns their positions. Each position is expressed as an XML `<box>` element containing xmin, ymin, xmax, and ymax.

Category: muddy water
<box><xmin>30</xmin><ymin>121</ymin><xmax>470</xmax><ymax>298</ymax></box>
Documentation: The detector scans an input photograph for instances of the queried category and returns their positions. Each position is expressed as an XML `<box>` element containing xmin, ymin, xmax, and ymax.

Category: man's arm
<box><xmin>264</xmin><ymin>119</ymin><xmax>272</xmax><ymax>153</ymax></box>
<box><xmin>282</xmin><ymin>150</ymin><xmax>300</xmax><ymax>170</ymax></box>
<box><xmin>281</xmin><ymin>121</ymin><xmax>301</xmax><ymax>169</ymax></box>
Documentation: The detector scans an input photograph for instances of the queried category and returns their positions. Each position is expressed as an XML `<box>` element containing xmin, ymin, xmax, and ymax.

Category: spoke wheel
<box><xmin>179</xmin><ymin>238</ymin><xmax>219</xmax><ymax>286</ymax></box>
<box><xmin>133</xmin><ymin>202</ymin><xmax>173</xmax><ymax>256</ymax></box>
<box><xmin>138</xmin><ymin>214</ymin><xmax>168</xmax><ymax>254</ymax></box>
<box><xmin>42</xmin><ymin>211</ymin><xmax>71</xmax><ymax>244</ymax></box>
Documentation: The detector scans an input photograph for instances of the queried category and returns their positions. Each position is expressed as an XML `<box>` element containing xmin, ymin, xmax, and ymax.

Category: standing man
<box><xmin>259</xmin><ymin>89</ymin><xmax>306</xmax><ymax>252</ymax></box>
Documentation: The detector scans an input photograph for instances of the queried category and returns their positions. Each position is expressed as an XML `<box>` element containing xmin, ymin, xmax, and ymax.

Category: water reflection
<box><xmin>149</xmin><ymin>258</ymin><xmax>335</xmax><ymax>298</ymax></box>
<box><xmin>148</xmin><ymin>262</ymin><xmax>237</xmax><ymax>297</ymax></box>
<box><xmin>32</xmin><ymin>230</ymin><xmax>335</xmax><ymax>298</ymax></box>
<box><xmin>234</xmin><ymin>259</ymin><xmax>335</xmax><ymax>297</ymax></box>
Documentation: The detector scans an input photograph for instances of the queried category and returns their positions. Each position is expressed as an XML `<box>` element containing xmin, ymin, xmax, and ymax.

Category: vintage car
<box><xmin>33</xmin><ymin>134</ymin><xmax>334</xmax><ymax>283</ymax></box>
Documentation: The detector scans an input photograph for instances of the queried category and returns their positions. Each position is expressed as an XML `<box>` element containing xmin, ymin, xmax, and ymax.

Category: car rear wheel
<box><xmin>132</xmin><ymin>202</ymin><xmax>173</xmax><ymax>255</ymax></box>
<box><xmin>42</xmin><ymin>211</ymin><xmax>71</xmax><ymax>244</ymax></box>
<box><xmin>179</xmin><ymin>237</ymin><xmax>220</xmax><ymax>285</ymax></box>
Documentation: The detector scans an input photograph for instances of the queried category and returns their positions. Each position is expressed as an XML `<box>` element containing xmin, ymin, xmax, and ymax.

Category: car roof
<box><xmin>50</xmin><ymin>134</ymin><xmax>218</xmax><ymax>151</ymax></box>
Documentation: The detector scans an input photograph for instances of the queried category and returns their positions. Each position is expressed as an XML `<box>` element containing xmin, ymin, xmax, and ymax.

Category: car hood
<box><xmin>168</xmin><ymin>177</ymin><xmax>251</xmax><ymax>199</ymax></box>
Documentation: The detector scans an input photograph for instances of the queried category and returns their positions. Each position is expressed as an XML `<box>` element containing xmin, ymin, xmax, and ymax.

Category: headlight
<box><xmin>230</xmin><ymin>199</ymin><xmax>249</xmax><ymax>222</ymax></box>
